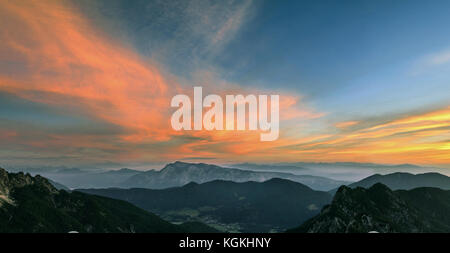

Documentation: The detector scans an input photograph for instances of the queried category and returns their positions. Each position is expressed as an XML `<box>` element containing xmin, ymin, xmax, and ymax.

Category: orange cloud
<box><xmin>0</xmin><ymin>0</ymin><xmax>315</xmax><ymax>165</ymax></box>
<box><xmin>2</xmin><ymin>1</ymin><xmax>446</xmax><ymax>167</ymax></box>
<box><xmin>275</xmin><ymin>106</ymin><xmax>450</xmax><ymax>165</ymax></box>
<box><xmin>335</xmin><ymin>121</ymin><xmax>359</xmax><ymax>128</ymax></box>
<box><xmin>0</xmin><ymin>0</ymin><xmax>177</xmax><ymax>143</ymax></box>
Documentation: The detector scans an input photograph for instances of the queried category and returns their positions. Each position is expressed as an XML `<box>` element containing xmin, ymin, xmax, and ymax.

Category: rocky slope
<box><xmin>0</xmin><ymin>167</ymin><xmax>210</xmax><ymax>233</ymax></box>
<box><xmin>289</xmin><ymin>183</ymin><xmax>450</xmax><ymax>233</ymax></box>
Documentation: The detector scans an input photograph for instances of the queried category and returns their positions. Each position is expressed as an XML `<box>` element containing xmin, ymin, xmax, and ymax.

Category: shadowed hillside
<box><xmin>79</xmin><ymin>178</ymin><xmax>332</xmax><ymax>232</ymax></box>
<box><xmin>289</xmin><ymin>183</ymin><xmax>450</xmax><ymax>233</ymax></box>
<box><xmin>0</xmin><ymin>168</ymin><xmax>212</xmax><ymax>233</ymax></box>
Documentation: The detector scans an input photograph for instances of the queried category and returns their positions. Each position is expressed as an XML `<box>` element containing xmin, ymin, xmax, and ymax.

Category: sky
<box><xmin>0</xmin><ymin>0</ymin><xmax>449</xmax><ymax>169</ymax></box>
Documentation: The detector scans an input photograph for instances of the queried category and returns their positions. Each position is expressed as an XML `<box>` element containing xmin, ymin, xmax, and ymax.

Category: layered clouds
<box><xmin>0</xmin><ymin>0</ymin><xmax>310</xmax><ymax>166</ymax></box>
<box><xmin>0</xmin><ymin>0</ymin><xmax>448</xmax><ymax>168</ymax></box>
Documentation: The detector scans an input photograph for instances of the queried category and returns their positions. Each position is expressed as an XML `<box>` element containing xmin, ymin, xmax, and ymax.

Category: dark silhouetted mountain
<box><xmin>329</xmin><ymin>172</ymin><xmax>450</xmax><ymax>194</ymax></box>
<box><xmin>78</xmin><ymin>178</ymin><xmax>332</xmax><ymax>232</ymax></box>
<box><xmin>0</xmin><ymin>167</ymin><xmax>207</xmax><ymax>233</ymax></box>
<box><xmin>288</xmin><ymin>183</ymin><xmax>450</xmax><ymax>233</ymax></box>
<box><xmin>120</xmin><ymin>161</ymin><xmax>348</xmax><ymax>191</ymax></box>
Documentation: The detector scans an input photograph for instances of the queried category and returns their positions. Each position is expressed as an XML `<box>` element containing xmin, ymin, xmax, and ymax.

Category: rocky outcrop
<box><xmin>0</xmin><ymin>167</ymin><xmax>57</xmax><ymax>197</ymax></box>
<box><xmin>288</xmin><ymin>183</ymin><xmax>450</xmax><ymax>233</ymax></box>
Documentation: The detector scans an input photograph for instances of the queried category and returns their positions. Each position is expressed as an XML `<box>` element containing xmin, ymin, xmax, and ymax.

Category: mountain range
<box><xmin>0</xmin><ymin>167</ymin><xmax>212</xmax><ymax>233</ymax></box>
<box><xmin>233</xmin><ymin>162</ymin><xmax>449</xmax><ymax>181</ymax></box>
<box><xmin>346</xmin><ymin>172</ymin><xmax>450</xmax><ymax>190</ymax></box>
<box><xmin>12</xmin><ymin>161</ymin><xmax>448</xmax><ymax>191</ymax></box>
<box><xmin>2</xmin><ymin>162</ymin><xmax>450</xmax><ymax>233</ymax></box>
<box><xmin>3</xmin><ymin>160</ymin><xmax>450</xmax><ymax>234</ymax></box>
<box><xmin>119</xmin><ymin>161</ymin><xmax>349</xmax><ymax>191</ymax></box>
<box><xmin>78</xmin><ymin>178</ymin><xmax>333</xmax><ymax>232</ymax></box>
<box><xmin>288</xmin><ymin>183</ymin><xmax>450</xmax><ymax>233</ymax></box>
<box><xmin>329</xmin><ymin>172</ymin><xmax>450</xmax><ymax>194</ymax></box>
<box><xmin>10</xmin><ymin>162</ymin><xmax>349</xmax><ymax>191</ymax></box>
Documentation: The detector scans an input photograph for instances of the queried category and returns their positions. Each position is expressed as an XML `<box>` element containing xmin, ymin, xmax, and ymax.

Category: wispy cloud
<box><xmin>276</xmin><ymin>107</ymin><xmax>450</xmax><ymax>165</ymax></box>
<box><xmin>426</xmin><ymin>50</ymin><xmax>450</xmax><ymax>66</ymax></box>
<box><xmin>0</xmin><ymin>0</ymin><xmax>315</xmax><ymax>166</ymax></box>
<box><xmin>411</xmin><ymin>48</ymin><xmax>450</xmax><ymax>75</ymax></box>
<box><xmin>2</xmin><ymin>1</ymin><xmax>446</xmax><ymax>168</ymax></box>
<box><xmin>335</xmin><ymin>121</ymin><xmax>359</xmax><ymax>129</ymax></box>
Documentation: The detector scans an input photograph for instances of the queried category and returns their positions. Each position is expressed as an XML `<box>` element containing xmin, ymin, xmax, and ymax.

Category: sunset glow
<box><xmin>0</xmin><ymin>0</ymin><xmax>449</xmax><ymax>169</ymax></box>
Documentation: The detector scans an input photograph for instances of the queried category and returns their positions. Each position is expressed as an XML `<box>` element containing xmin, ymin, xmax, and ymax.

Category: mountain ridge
<box><xmin>0</xmin><ymin>167</ymin><xmax>212</xmax><ymax>233</ymax></box>
<box><xmin>78</xmin><ymin>177</ymin><xmax>332</xmax><ymax>233</ymax></box>
<box><xmin>120</xmin><ymin>161</ymin><xmax>349</xmax><ymax>191</ymax></box>
<box><xmin>328</xmin><ymin>172</ymin><xmax>450</xmax><ymax>194</ymax></box>
<box><xmin>288</xmin><ymin>183</ymin><xmax>450</xmax><ymax>233</ymax></box>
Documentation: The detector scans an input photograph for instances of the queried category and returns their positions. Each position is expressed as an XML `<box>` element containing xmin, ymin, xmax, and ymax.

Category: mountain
<box><xmin>288</xmin><ymin>183</ymin><xmax>450</xmax><ymax>233</ymax></box>
<box><xmin>12</xmin><ymin>167</ymin><xmax>142</xmax><ymax>189</ymax></box>
<box><xmin>47</xmin><ymin>179</ymin><xmax>70</xmax><ymax>191</ymax></box>
<box><xmin>7</xmin><ymin>162</ymin><xmax>347</xmax><ymax>191</ymax></box>
<box><xmin>251</xmin><ymin>162</ymin><xmax>449</xmax><ymax>182</ymax></box>
<box><xmin>78</xmin><ymin>178</ymin><xmax>332</xmax><ymax>233</ymax></box>
<box><xmin>0</xmin><ymin>167</ymin><xmax>208</xmax><ymax>233</ymax></box>
<box><xmin>231</xmin><ymin>163</ymin><xmax>310</xmax><ymax>174</ymax></box>
<box><xmin>120</xmin><ymin>161</ymin><xmax>349</xmax><ymax>191</ymax></box>
<box><xmin>329</xmin><ymin>172</ymin><xmax>450</xmax><ymax>194</ymax></box>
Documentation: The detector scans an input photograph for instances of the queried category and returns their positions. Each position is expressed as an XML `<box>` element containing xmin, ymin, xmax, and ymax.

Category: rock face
<box><xmin>0</xmin><ymin>167</ymin><xmax>205</xmax><ymax>233</ymax></box>
<box><xmin>288</xmin><ymin>183</ymin><xmax>450</xmax><ymax>233</ymax></box>
<box><xmin>0</xmin><ymin>168</ymin><xmax>57</xmax><ymax>198</ymax></box>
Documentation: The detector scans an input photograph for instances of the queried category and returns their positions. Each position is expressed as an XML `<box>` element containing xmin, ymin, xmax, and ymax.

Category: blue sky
<box><xmin>76</xmin><ymin>0</ymin><xmax>450</xmax><ymax>117</ymax></box>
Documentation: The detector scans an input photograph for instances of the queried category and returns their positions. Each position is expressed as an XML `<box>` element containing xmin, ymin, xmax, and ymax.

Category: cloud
<box><xmin>335</xmin><ymin>121</ymin><xmax>359</xmax><ymax>129</ymax></box>
<box><xmin>79</xmin><ymin>0</ymin><xmax>255</xmax><ymax>72</ymax></box>
<box><xmin>411</xmin><ymin>48</ymin><xmax>450</xmax><ymax>75</ymax></box>
<box><xmin>0</xmin><ymin>0</ymin><xmax>316</xmax><ymax>166</ymax></box>
<box><xmin>276</xmin><ymin>106</ymin><xmax>450</xmax><ymax>165</ymax></box>
<box><xmin>427</xmin><ymin>50</ymin><xmax>450</xmax><ymax>66</ymax></box>
<box><xmin>0</xmin><ymin>0</ymin><xmax>176</xmax><ymax>140</ymax></box>
<box><xmin>4</xmin><ymin>1</ymin><xmax>444</xmax><ymax>167</ymax></box>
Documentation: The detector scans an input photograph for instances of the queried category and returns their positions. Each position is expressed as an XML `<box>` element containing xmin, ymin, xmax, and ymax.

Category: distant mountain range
<box><xmin>8</xmin><ymin>162</ymin><xmax>349</xmax><ymax>191</ymax></box>
<box><xmin>329</xmin><ymin>172</ymin><xmax>450</xmax><ymax>194</ymax></box>
<box><xmin>0</xmin><ymin>167</ymin><xmax>212</xmax><ymax>233</ymax></box>
<box><xmin>232</xmin><ymin>162</ymin><xmax>449</xmax><ymax>182</ymax></box>
<box><xmin>230</xmin><ymin>163</ymin><xmax>311</xmax><ymax>174</ymax></box>
<box><xmin>288</xmin><ymin>183</ymin><xmax>450</xmax><ymax>233</ymax></box>
<box><xmin>119</xmin><ymin>161</ymin><xmax>349</xmax><ymax>191</ymax></box>
<box><xmin>346</xmin><ymin>172</ymin><xmax>450</xmax><ymax>190</ymax></box>
<box><xmin>78</xmin><ymin>178</ymin><xmax>333</xmax><ymax>233</ymax></box>
<box><xmin>9</xmin><ymin>161</ymin><xmax>448</xmax><ymax>191</ymax></box>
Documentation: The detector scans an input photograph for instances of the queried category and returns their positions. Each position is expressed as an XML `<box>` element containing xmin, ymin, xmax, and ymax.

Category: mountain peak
<box><xmin>347</xmin><ymin>171</ymin><xmax>450</xmax><ymax>191</ymax></box>
<box><xmin>122</xmin><ymin>161</ymin><xmax>346</xmax><ymax>191</ymax></box>
<box><xmin>289</xmin><ymin>182</ymin><xmax>450</xmax><ymax>233</ymax></box>
<box><xmin>0</xmin><ymin>168</ymin><xmax>57</xmax><ymax>196</ymax></box>
<box><xmin>172</xmin><ymin>161</ymin><xmax>191</xmax><ymax>166</ymax></box>
<box><xmin>368</xmin><ymin>182</ymin><xmax>393</xmax><ymax>193</ymax></box>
